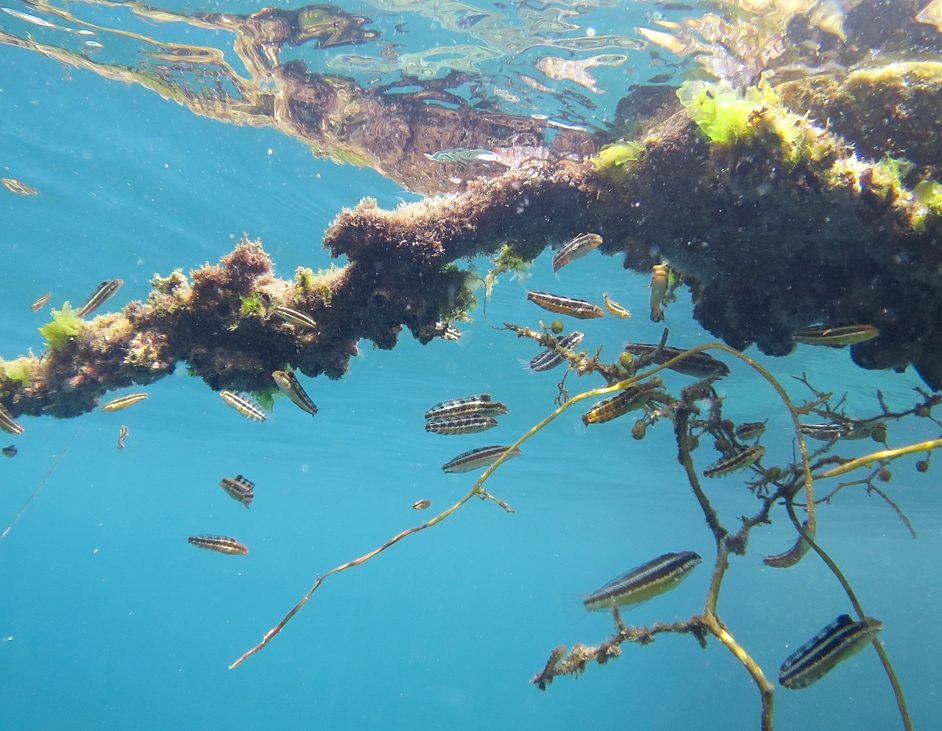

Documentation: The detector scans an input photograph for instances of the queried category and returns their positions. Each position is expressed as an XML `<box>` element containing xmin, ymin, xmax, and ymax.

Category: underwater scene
<box><xmin>2</xmin><ymin>0</ymin><xmax>942</xmax><ymax>729</ymax></box>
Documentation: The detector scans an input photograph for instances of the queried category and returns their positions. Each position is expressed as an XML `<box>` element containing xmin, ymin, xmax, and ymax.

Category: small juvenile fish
<box><xmin>31</xmin><ymin>292</ymin><xmax>52</xmax><ymax>312</ymax></box>
<box><xmin>794</xmin><ymin>324</ymin><xmax>879</xmax><ymax>347</ymax></box>
<box><xmin>271</xmin><ymin>306</ymin><xmax>317</xmax><ymax>330</ymax></box>
<box><xmin>764</xmin><ymin>520</ymin><xmax>814</xmax><ymax>569</ymax></box>
<box><xmin>703</xmin><ymin>444</ymin><xmax>765</xmax><ymax>478</ymax></box>
<box><xmin>442</xmin><ymin>445</ymin><xmax>522</xmax><ymax>473</ymax></box>
<box><xmin>219</xmin><ymin>391</ymin><xmax>267</xmax><ymax>422</ymax></box>
<box><xmin>2</xmin><ymin>178</ymin><xmax>39</xmax><ymax>196</ymax></box>
<box><xmin>101</xmin><ymin>393</ymin><xmax>148</xmax><ymax>412</ymax></box>
<box><xmin>529</xmin><ymin>331</ymin><xmax>585</xmax><ymax>372</ymax></box>
<box><xmin>649</xmin><ymin>264</ymin><xmax>670</xmax><ymax>322</ymax></box>
<box><xmin>1</xmin><ymin>445</ymin><xmax>16</xmax><ymax>458</ymax></box>
<box><xmin>272</xmin><ymin>370</ymin><xmax>318</xmax><ymax>416</ymax></box>
<box><xmin>800</xmin><ymin>421</ymin><xmax>886</xmax><ymax>442</ymax></box>
<box><xmin>583</xmin><ymin>551</ymin><xmax>701</xmax><ymax>612</ymax></box>
<box><xmin>188</xmin><ymin>535</ymin><xmax>249</xmax><ymax>556</ymax></box>
<box><xmin>552</xmin><ymin>233</ymin><xmax>603</xmax><ymax>272</ymax></box>
<box><xmin>647</xmin><ymin>73</ymin><xmax>673</xmax><ymax>83</ymax></box>
<box><xmin>623</xmin><ymin>343</ymin><xmax>731</xmax><ymax>378</ymax></box>
<box><xmin>0</xmin><ymin>403</ymin><xmax>24</xmax><ymax>436</ymax></box>
<box><xmin>425</xmin><ymin>415</ymin><xmax>498</xmax><ymax>435</ymax></box>
<box><xmin>439</xmin><ymin>323</ymin><xmax>461</xmax><ymax>341</ymax></box>
<box><xmin>412</xmin><ymin>499</ymin><xmax>432</xmax><ymax>510</ymax></box>
<box><xmin>425</xmin><ymin>394</ymin><xmax>508</xmax><ymax>420</ymax></box>
<box><xmin>602</xmin><ymin>293</ymin><xmax>631</xmax><ymax>319</ymax></box>
<box><xmin>779</xmin><ymin>615</ymin><xmax>883</xmax><ymax>690</ymax></box>
<box><xmin>424</xmin><ymin>148</ymin><xmax>500</xmax><ymax>163</ymax></box>
<box><xmin>582</xmin><ymin>380</ymin><xmax>662</xmax><ymax>426</ymax></box>
<box><xmin>116</xmin><ymin>425</ymin><xmax>128</xmax><ymax>450</ymax></box>
<box><xmin>527</xmin><ymin>291</ymin><xmax>604</xmax><ymax>319</ymax></box>
<box><xmin>219</xmin><ymin>475</ymin><xmax>255</xmax><ymax>509</ymax></box>
<box><xmin>735</xmin><ymin>421</ymin><xmax>767</xmax><ymax>442</ymax></box>
<box><xmin>76</xmin><ymin>279</ymin><xmax>123</xmax><ymax>318</ymax></box>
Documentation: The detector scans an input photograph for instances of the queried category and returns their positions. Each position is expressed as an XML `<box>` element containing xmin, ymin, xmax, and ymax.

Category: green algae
<box><xmin>0</xmin><ymin>357</ymin><xmax>32</xmax><ymax>384</ymax></box>
<box><xmin>39</xmin><ymin>303</ymin><xmax>83</xmax><ymax>350</ymax></box>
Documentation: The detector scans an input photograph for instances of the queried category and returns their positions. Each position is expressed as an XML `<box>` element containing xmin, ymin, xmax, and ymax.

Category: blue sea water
<box><xmin>1</xmin><ymin>1</ymin><xmax>941</xmax><ymax>729</ymax></box>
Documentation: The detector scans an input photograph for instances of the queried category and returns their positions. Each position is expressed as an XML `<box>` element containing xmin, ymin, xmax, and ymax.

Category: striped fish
<box><xmin>602</xmin><ymin>293</ymin><xmax>631</xmax><ymax>319</ymax></box>
<box><xmin>583</xmin><ymin>551</ymin><xmax>702</xmax><ymax>612</ymax></box>
<box><xmin>624</xmin><ymin>343</ymin><xmax>731</xmax><ymax>378</ymax></box>
<box><xmin>101</xmin><ymin>393</ymin><xmax>148</xmax><ymax>412</ymax></box>
<box><xmin>272</xmin><ymin>370</ymin><xmax>318</xmax><ymax>416</ymax></box>
<box><xmin>703</xmin><ymin>444</ymin><xmax>765</xmax><ymax>478</ymax></box>
<box><xmin>425</xmin><ymin>415</ymin><xmax>498</xmax><ymax>435</ymax></box>
<box><xmin>800</xmin><ymin>421</ymin><xmax>886</xmax><ymax>442</ymax></box>
<box><xmin>188</xmin><ymin>535</ymin><xmax>249</xmax><ymax>556</ymax></box>
<box><xmin>116</xmin><ymin>425</ymin><xmax>129</xmax><ymax>450</ymax></box>
<box><xmin>271</xmin><ymin>306</ymin><xmax>317</xmax><ymax>330</ymax></box>
<box><xmin>794</xmin><ymin>324</ymin><xmax>879</xmax><ymax>347</ymax></box>
<box><xmin>442</xmin><ymin>445</ymin><xmax>522</xmax><ymax>473</ymax></box>
<box><xmin>552</xmin><ymin>233</ymin><xmax>602</xmax><ymax>272</ymax></box>
<box><xmin>735</xmin><ymin>421</ymin><xmax>767</xmax><ymax>441</ymax></box>
<box><xmin>412</xmin><ymin>499</ymin><xmax>432</xmax><ymax>510</ymax></box>
<box><xmin>219</xmin><ymin>391</ymin><xmax>267</xmax><ymax>422</ymax></box>
<box><xmin>0</xmin><ymin>403</ymin><xmax>24</xmax><ymax>436</ymax></box>
<box><xmin>779</xmin><ymin>615</ymin><xmax>883</xmax><ymax>690</ymax></box>
<box><xmin>581</xmin><ymin>380</ymin><xmax>661</xmax><ymax>426</ymax></box>
<box><xmin>31</xmin><ymin>292</ymin><xmax>51</xmax><ymax>312</ymax></box>
<box><xmin>529</xmin><ymin>331</ymin><xmax>585</xmax><ymax>372</ymax></box>
<box><xmin>76</xmin><ymin>279</ymin><xmax>123</xmax><ymax>318</ymax></box>
<box><xmin>425</xmin><ymin>394</ymin><xmax>508</xmax><ymax>420</ymax></box>
<box><xmin>527</xmin><ymin>291</ymin><xmax>604</xmax><ymax>319</ymax></box>
<box><xmin>219</xmin><ymin>475</ymin><xmax>255</xmax><ymax>509</ymax></box>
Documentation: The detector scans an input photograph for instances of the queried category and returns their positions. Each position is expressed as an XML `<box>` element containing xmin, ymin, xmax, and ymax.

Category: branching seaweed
<box><xmin>226</xmin><ymin>321</ymin><xmax>937</xmax><ymax>731</ymax></box>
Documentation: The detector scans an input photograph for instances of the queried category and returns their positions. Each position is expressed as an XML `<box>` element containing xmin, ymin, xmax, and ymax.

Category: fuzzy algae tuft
<box><xmin>39</xmin><ymin>303</ymin><xmax>84</xmax><ymax>350</ymax></box>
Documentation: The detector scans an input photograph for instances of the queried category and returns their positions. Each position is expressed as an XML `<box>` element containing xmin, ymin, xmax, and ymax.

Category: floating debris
<box><xmin>552</xmin><ymin>233</ymin><xmax>603</xmax><ymax>272</ymax></box>
<box><xmin>602</xmin><ymin>293</ymin><xmax>631</xmax><ymax>319</ymax></box>
<box><xmin>764</xmin><ymin>521</ymin><xmax>814</xmax><ymax>569</ymax></box>
<box><xmin>529</xmin><ymin>331</ymin><xmax>585</xmax><ymax>372</ymax></box>
<box><xmin>101</xmin><ymin>393</ymin><xmax>148</xmax><ymax>412</ymax></box>
<box><xmin>779</xmin><ymin>615</ymin><xmax>883</xmax><ymax>690</ymax></box>
<box><xmin>735</xmin><ymin>421</ymin><xmax>767</xmax><ymax>442</ymax></box>
<box><xmin>794</xmin><ymin>325</ymin><xmax>879</xmax><ymax>347</ymax></box>
<box><xmin>1</xmin><ymin>445</ymin><xmax>16</xmax><ymax>458</ymax></box>
<box><xmin>1</xmin><ymin>178</ymin><xmax>39</xmax><ymax>196</ymax></box>
<box><xmin>75</xmin><ymin>279</ymin><xmax>123</xmax><ymax>319</ymax></box>
<box><xmin>527</xmin><ymin>291</ymin><xmax>603</xmax><ymax>320</ymax></box>
<box><xmin>0</xmin><ymin>403</ymin><xmax>24</xmax><ymax>436</ymax></box>
<box><xmin>583</xmin><ymin>551</ymin><xmax>702</xmax><ymax>612</ymax></box>
<box><xmin>442</xmin><ymin>445</ymin><xmax>521</xmax><ymax>473</ymax></box>
<box><xmin>30</xmin><ymin>292</ymin><xmax>51</xmax><ymax>312</ymax></box>
<box><xmin>623</xmin><ymin>343</ymin><xmax>731</xmax><ymax>378</ymax></box>
<box><xmin>425</xmin><ymin>394</ymin><xmax>508</xmax><ymax>420</ymax></box>
<box><xmin>424</xmin><ymin>148</ymin><xmax>500</xmax><ymax>163</ymax></box>
<box><xmin>116</xmin><ymin>425</ymin><xmax>128</xmax><ymax>450</ymax></box>
<box><xmin>425</xmin><ymin>415</ymin><xmax>498</xmax><ymax>435</ymax></box>
<box><xmin>271</xmin><ymin>306</ymin><xmax>317</xmax><ymax>330</ymax></box>
<box><xmin>219</xmin><ymin>475</ymin><xmax>255</xmax><ymax>509</ymax></box>
<box><xmin>703</xmin><ymin>444</ymin><xmax>765</xmax><ymax>478</ymax></box>
<box><xmin>272</xmin><ymin>370</ymin><xmax>318</xmax><ymax>416</ymax></box>
<box><xmin>412</xmin><ymin>499</ymin><xmax>431</xmax><ymax>510</ymax></box>
<box><xmin>188</xmin><ymin>535</ymin><xmax>249</xmax><ymax>555</ymax></box>
<box><xmin>219</xmin><ymin>391</ymin><xmax>267</xmax><ymax>422</ymax></box>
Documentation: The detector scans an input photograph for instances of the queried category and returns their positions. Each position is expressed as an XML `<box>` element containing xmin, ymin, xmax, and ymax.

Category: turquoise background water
<box><xmin>1</xmin><ymin>2</ymin><xmax>940</xmax><ymax>729</ymax></box>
